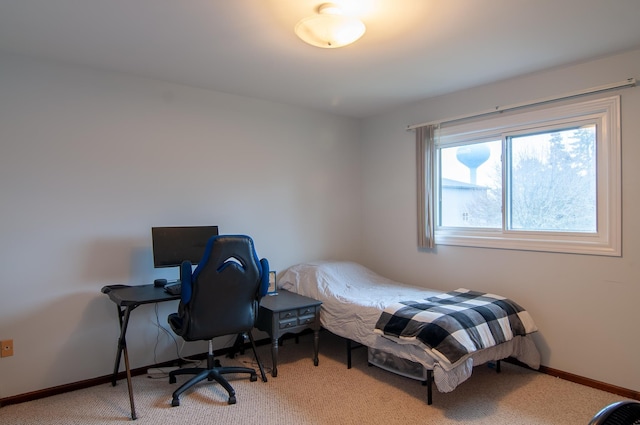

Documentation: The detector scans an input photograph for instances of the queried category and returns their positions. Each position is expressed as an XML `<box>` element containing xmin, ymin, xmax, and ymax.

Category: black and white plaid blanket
<box><xmin>374</xmin><ymin>288</ymin><xmax>537</xmax><ymax>366</ymax></box>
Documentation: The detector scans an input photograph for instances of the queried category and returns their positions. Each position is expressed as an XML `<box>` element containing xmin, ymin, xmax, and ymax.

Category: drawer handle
<box><xmin>283</xmin><ymin>312</ymin><xmax>293</xmax><ymax>318</ymax></box>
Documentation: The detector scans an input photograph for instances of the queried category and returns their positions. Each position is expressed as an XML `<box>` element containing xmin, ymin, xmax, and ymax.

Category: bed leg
<box><xmin>426</xmin><ymin>369</ymin><xmax>433</xmax><ymax>405</ymax></box>
<box><xmin>496</xmin><ymin>360</ymin><xmax>501</xmax><ymax>373</ymax></box>
<box><xmin>346</xmin><ymin>339</ymin><xmax>352</xmax><ymax>369</ymax></box>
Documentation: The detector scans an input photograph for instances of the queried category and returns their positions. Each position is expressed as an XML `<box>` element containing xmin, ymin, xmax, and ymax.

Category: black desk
<box><xmin>102</xmin><ymin>284</ymin><xmax>179</xmax><ymax>420</ymax></box>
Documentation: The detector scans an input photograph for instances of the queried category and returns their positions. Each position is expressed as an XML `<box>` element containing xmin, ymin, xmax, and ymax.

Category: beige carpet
<box><xmin>0</xmin><ymin>332</ymin><xmax>627</xmax><ymax>424</ymax></box>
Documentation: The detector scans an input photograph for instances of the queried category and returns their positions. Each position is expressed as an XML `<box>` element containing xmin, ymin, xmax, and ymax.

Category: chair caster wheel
<box><xmin>250</xmin><ymin>373</ymin><xmax>257</xmax><ymax>382</ymax></box>
<box><xmin>171</xmin><ymin>398</ymin><xmax>180</xmax><ymax>407</ymax></box>
<box><xmin>169</xmin><ymin>376</ymin><xmax>176</xmax><ymax>384</ymax></box>
<box><xmin>228</xmin><ymin>395</ymin><xmax>237</xmax><ymax>405</ymax></box>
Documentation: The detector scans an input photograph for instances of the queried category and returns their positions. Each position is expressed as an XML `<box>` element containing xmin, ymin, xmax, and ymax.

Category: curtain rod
<box><xmin>406</xmin><ymin>77</ymin><xmax>636</xmax><ymax>130</ymax></box>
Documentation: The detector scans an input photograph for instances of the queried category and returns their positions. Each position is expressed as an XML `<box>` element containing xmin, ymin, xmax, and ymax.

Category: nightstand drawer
<box><xmin>279</xmin><ymin>318</ymin><xmax>298</xmax><ymax>329</ymax></box>
<box><xmin>298</xmin><ymin>315</ymin><xmax>316</xmax><ymax>326</ymax></box>
<box><xmin>279</xmin><ymin>310</ymin><xmax>297</xmax><ymax>320</ymax></box>
<box><xmin>298</xmin><ymin>306</ymin><xmax>317</xmax><ymax>316</ymax></box>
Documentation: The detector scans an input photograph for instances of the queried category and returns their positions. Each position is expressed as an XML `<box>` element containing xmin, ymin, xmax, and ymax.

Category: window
<box><xmin>432</xmin><ymin>96</ymin><xmax>621</xmax><ymax>256</ymax></box>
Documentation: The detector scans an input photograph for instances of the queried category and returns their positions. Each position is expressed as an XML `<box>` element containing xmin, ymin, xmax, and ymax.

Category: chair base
<box><xmin>169</xmin><ymin>366</ymin><xmax>257</xmax><ymax>406</ymax></box>
<box><xmin>169</xmin><ymin>333</ymin><xmax>266</xmax><ymax>406</ymax></box>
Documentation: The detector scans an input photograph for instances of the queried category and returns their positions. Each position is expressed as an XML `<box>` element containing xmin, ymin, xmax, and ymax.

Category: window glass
<box><xmin>507</xmin><ymin>126</ymin><xmax>596</xmax><ymax>232</ymax></box>
<box><xmin>430</xmin><ymin>96</ymin><xmax>620</xmax><ymax>256</ymax></box>
<box><xmin>439</xmin><ymin>140</ymin><xmax>501</xmax><ymax>228</ymax></box>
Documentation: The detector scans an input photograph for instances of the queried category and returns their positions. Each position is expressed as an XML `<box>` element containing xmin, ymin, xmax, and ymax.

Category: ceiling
<box><xmin>1</xmin><ymin>0</ymin><xmax>640</xmax><ymax>118</ymax></box>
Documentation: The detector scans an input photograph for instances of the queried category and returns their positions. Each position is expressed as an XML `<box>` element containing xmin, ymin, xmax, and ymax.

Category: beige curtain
<box><xmin>416</xmin><ymin>125</ymin><xmax>436</xmax><ymax>248</ymax></box>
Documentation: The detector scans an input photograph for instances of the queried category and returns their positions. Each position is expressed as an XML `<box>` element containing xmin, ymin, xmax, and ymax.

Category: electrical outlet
<box><xmin>1</xmin><ymin>339</ymin><xmax>13</xmax><ymax>357</ymax></box>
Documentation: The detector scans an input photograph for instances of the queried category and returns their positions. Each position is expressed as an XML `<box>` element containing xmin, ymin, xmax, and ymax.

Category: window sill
<box><xmin>435</xmin><ymin>230</ymin><xmax>621</xmax><ymax>256</ymax></box>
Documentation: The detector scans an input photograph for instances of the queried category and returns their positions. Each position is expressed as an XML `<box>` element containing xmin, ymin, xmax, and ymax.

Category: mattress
<box><xmin>279</xmin><ymin>260</ymin><xmax>540</xmax><ymax>392</ymax></box>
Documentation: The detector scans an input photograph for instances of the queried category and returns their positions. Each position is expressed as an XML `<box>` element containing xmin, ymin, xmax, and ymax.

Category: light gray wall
<box><xmin>0</xmin><ymin>53</ymin><xmax>363</xmax><ymax>398</ymax></box>
<box><xmin>360</xmin><ymin>48</ymin><xmax>640</xmax><ymax>393</ymax></box>
<box><xmin>2</xmin><ymin>47</ymin><xmax>639</xmax><ymax>401</ymax></box>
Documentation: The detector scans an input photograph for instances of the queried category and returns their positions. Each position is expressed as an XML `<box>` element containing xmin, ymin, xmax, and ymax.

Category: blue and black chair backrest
<box><xmin>169</xmin><ymin>235</ymin><xmax>269</xmax><ymax>341</ymax></box>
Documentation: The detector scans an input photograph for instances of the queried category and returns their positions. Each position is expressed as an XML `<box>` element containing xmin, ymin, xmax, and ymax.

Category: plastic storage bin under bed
<box><xmin>368</xmin><ymin>348</ymin><xmax>428</xmax><ymax>381</ymax></box>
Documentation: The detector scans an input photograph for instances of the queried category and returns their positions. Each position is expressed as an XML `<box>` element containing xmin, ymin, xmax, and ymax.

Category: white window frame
<box><xmin>433</xmin><ymin>96</ymin><xmax>621</xmax><ymax>256</ymax></box>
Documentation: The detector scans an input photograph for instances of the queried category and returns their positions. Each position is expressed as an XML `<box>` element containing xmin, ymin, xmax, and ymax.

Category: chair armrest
<box><xmin>180</xmin><ymin>261</ymin><xmax>193</xmax><ymax>303</ymax></box>
<box><xmin>258</xmin><ymin>258</ymin><xmax>270</xmax><ymax>297</ymax></box>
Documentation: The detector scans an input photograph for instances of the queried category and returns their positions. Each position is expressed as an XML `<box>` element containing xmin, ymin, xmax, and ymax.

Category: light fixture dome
<box><xmin>295</xmin><ymin>3</ymin><xmax>366</xmax><ymax>49</ymax></box>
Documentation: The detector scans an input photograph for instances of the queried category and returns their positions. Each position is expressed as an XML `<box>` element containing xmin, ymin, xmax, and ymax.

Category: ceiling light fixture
<box><xmin>294</xmin><ymin>3</ymin><xmax>366</xmax><ymax>49</ymax></box>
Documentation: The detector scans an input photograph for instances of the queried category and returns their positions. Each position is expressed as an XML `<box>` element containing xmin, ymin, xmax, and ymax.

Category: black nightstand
<box><xmin>256</xmin><ymin>290</ymin><xmax>322</xmax><ymax>377</ymax></box>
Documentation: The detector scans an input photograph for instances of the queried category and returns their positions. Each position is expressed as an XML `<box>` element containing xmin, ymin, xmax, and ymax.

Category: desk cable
<box><xmin>149</xmin><ymin>304</ymin><xmax>272</xmax><ymax>378</ymax></box>
<box><xmin>147</xmin><ymin>304</ymin><xmax>202</xmax><ymax>379</ymax></box>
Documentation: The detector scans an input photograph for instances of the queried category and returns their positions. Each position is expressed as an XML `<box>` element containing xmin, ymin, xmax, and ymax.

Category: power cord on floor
<box><xmin>239</xmin><ymin>357</ymin><xmax>273</xmax><ymax>376</ymax></box>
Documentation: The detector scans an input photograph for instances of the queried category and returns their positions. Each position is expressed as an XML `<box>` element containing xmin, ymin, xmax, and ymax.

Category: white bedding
<box><xmin>279</xmin><ymin>261</ymin><xmax>540</xmax><ymax>393</ymax></box>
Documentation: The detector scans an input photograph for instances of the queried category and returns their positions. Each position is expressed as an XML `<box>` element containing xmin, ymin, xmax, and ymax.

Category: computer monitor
<box><xmin>151</xmin><ymin>226</ymin><xmax>219</xmax><ymax>268</ymax></box>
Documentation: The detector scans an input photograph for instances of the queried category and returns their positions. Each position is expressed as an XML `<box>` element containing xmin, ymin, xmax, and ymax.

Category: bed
<box><xmin>278</xmin><ymin>261</ymin><xmax>540</xmax><ymax>404</ymax></box>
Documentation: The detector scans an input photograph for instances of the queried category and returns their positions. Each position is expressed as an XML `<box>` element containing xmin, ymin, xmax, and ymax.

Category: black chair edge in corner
<box><xmin>167</xmin><ymin>234</ymin><xmax>269</xmax><ymax>407</ymax></box>
<box><xmin>589</xmin><ymin>401</ymin><xmax>640</xmax><ymax>425</ymax></box>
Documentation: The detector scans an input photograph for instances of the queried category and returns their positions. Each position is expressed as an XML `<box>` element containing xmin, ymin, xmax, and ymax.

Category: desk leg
<box><xmin>247</xmin><ymin>331</ymin><xmax>267</xmax><ymax>382</ymax></box>
<box><xmin>111</xmin><ymin>306</ymin><xmax>124</xmax><ymax>386</ymax></box>
<box><xmin>114</xmin><ymin>306</ymin><xmax>137</xmax><ymax>420</ymax></box>
<box><xmin>271</xmin><ymin>336</ymin><xmax>278</xmax><ymax>378</ymax></box>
